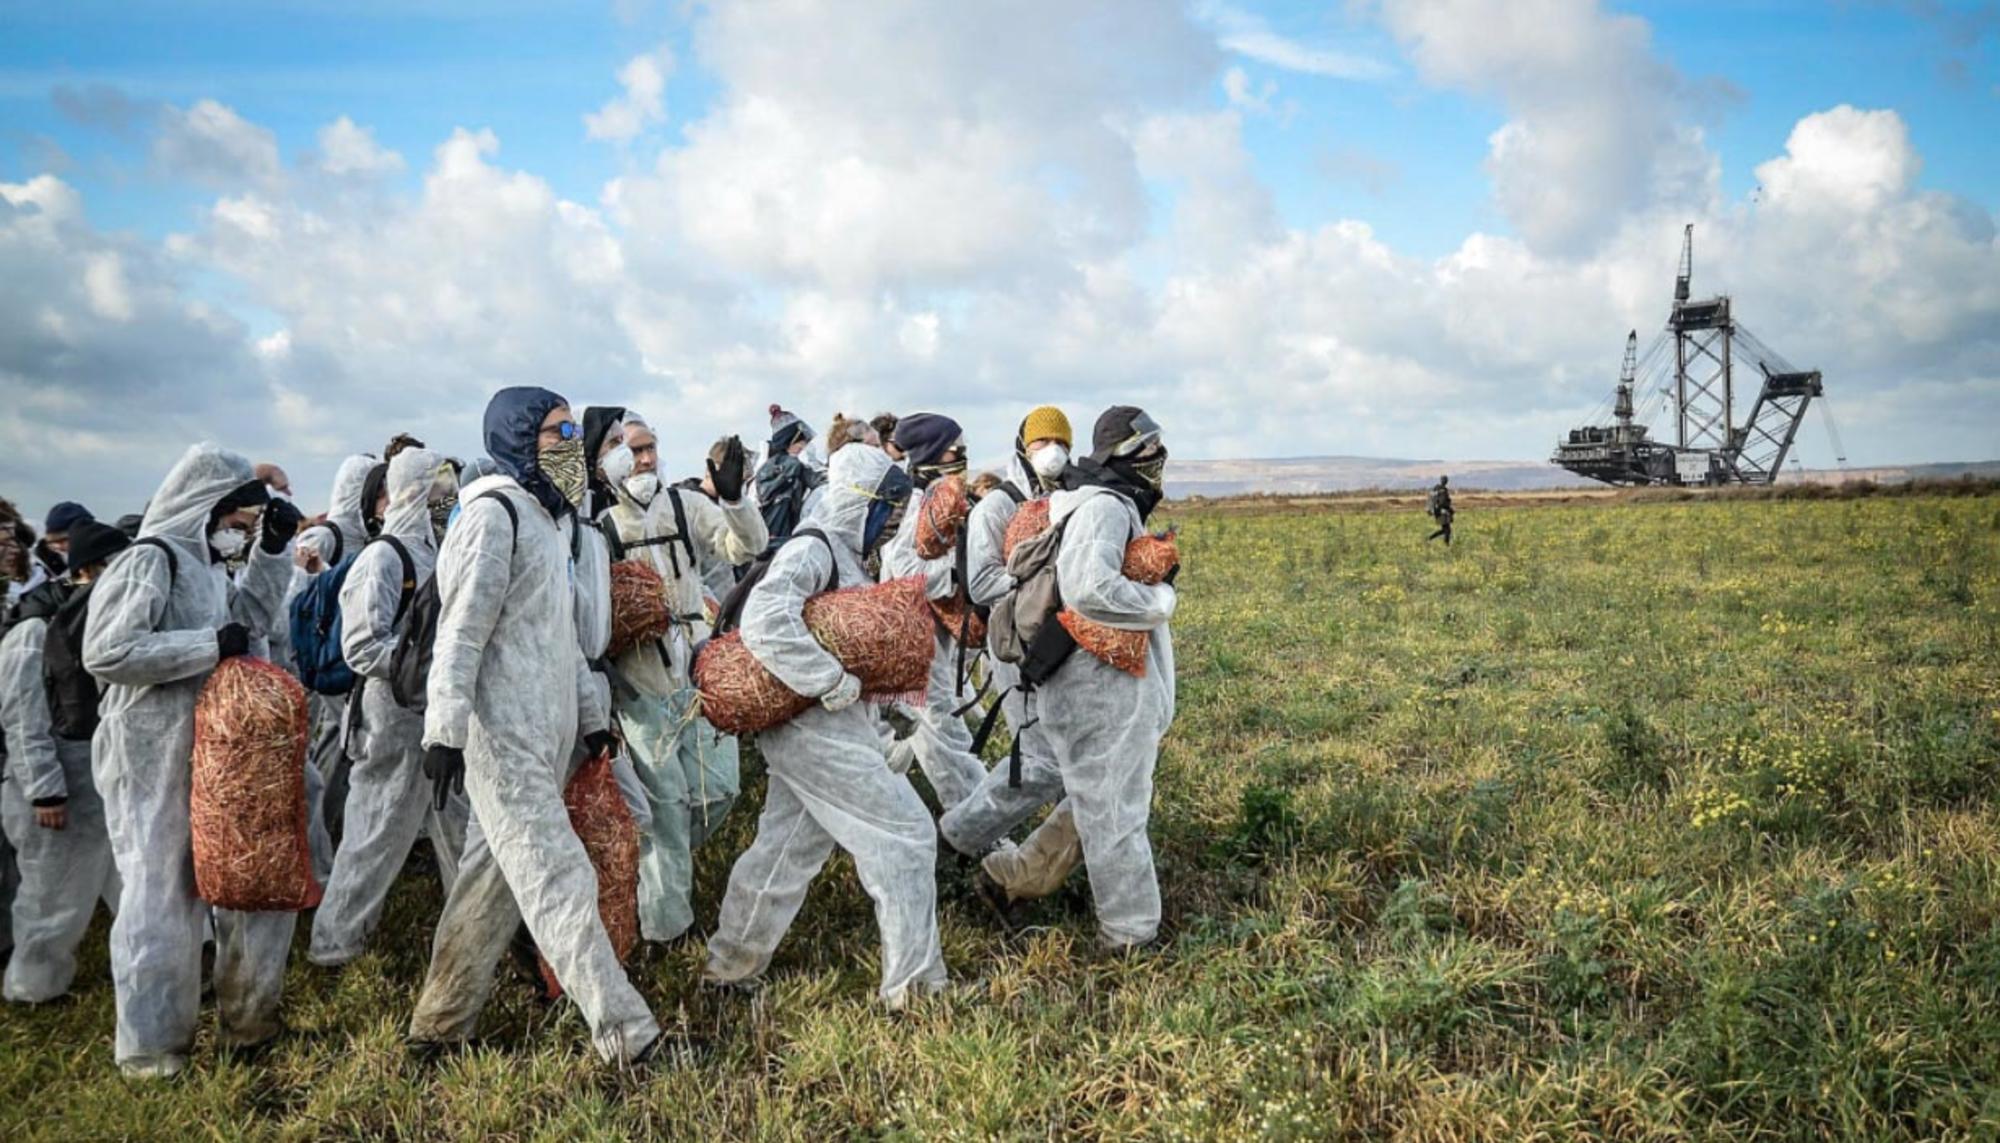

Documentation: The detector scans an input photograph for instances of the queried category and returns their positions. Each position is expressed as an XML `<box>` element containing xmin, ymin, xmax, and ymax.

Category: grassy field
<box><xmin>3</xmin><ymin>490</ymin><xmax>1998</xmax><ymax>1139</ymax></box>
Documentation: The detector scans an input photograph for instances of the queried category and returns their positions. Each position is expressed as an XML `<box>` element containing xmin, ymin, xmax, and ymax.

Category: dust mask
<box><xmin>623</xmin><ymin>472</ymin><xmax>660</xmax><ymax>505</ymax></box>
<box><xmin>209</xmin><ymin>527</ymin><xmax>249</xmax><ymax>561</ymax></box>
<box><xmin>1031</xmin><ymin>444</ymin><xmax>1069</xmax><ymax>481</ymax></box>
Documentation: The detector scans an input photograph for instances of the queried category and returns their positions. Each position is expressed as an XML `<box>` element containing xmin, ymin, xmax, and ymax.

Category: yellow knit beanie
<box><xmin>1020</xmin><ymin>405</ymin><xmax>1072</xmax><ymax>448</ymax></box>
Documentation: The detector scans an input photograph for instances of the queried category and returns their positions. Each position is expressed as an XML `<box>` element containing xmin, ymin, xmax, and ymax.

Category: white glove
<box><xmin>820</xmin><ymin>672</ymin><xmax>863</xmax><ymax>712</ymax></box>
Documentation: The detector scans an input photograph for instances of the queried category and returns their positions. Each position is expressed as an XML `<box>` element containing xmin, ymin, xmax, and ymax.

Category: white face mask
<box><xmin>623</xmin><ymin>472</ymin><xmax>660</xmax><ymax>505</ymax></box>
<box><xmin>209</xmin><ymin>527</ymin><xmax>249</xmax><ymax>560</ymax></box>
<box><xmin>1030</xmin><ymin>443</ymin><xmax>1069</xmax><ymax>480</ymax></box>
<box><xmin>601</xmin><ymin>442</ymin><xmax>637</xmax><ymax>489</ymax></box>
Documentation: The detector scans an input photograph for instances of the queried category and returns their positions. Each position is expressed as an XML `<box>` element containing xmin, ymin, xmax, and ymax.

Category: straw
<box><xmin>191</xmin><ymin>657</ymin><xmax>320</xmax><ymax>911</ymax></box>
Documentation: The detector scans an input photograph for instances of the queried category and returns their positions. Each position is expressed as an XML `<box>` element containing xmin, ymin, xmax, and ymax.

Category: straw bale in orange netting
<box><xmin>608</xmin><ymin>559</ymin><xmax>672</xmax><ymax>657</ymax></box>
<box><xmin>914</xmin><ymin>475</ymin><xmax>971</xmax><ymax>560</ymax></box>
<box><xmin>1001</xmin><ymin>498</ymin><xmax>1052</xmax><ymax>560</ymax></box>
<box><xmin>539</xmin><ymin>751</ymin><xmax>640</xmax><ymax>1000</ymax></box>
<box><xmin>1061</xmin><ymin>532</ymin><xmax>1179</xmax><ymax>677</ymax></box>
<box><xmin>695</xmin><ymin>576</ymin><xmax>934</xmax><ymax>734</ymax></box>
<box><xmin>930</xmin><ymin>594</ymin><xmax>986</xmax><ymax>647</ymax></box>
<box><xmin>191</xmin><ymin>657</ymin><xmax>320</xmax><ymax>911</ymax></box>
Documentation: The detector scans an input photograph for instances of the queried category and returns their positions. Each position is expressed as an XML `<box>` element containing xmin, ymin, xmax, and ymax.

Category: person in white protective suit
<box><xmin>0</xmin><ymin>519</ymin><xmax>127</xmax><ymax>1003</ymax></box>
<box><xmin>82</xmin><ymin>443</ymin><xmax>305</xmax><ymax>1077</ymax></box>
<box><xmin>287</xmin><ymin>453</ymin><xmax>376</xmax><ymax>877</ymax></box>
<box><xmin>877</xmin><ymin>413</ymin><xmax>988</xmax><ymax>811</ymax></box>
<box><xmin>306</xmin><ymin>449</ymin><xmax>462</xmax><ymax>966</ymax></box>
<box><xmin>598</xmin><ymin>417</ymin><xmax>768</xmax><ymax>943</ymax></box>
<box><xmin>936</xmin><ymin>406</ymin><xmax>1088</xmax><ymax>911</ymax></box>
<box><xmin>1023</xmin><ymin>406</ymin><xmax>1177</xmax><ymax>951</ymax></box>
<box><xmin>702</xmin><ymin>444</ymin><xmax>950</xmax><ymax>1007</ymax></box>
<box><xmin>407</xmin><ymin>387</ymin><xmax>659</xmax><ymax>1066</ymax></box>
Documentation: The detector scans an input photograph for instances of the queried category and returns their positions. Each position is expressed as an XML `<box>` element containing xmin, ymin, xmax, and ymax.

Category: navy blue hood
<box><xmin>483</xmin><ymin>385</ymin><xmax>571</xmax><ymax>519</ymax></box>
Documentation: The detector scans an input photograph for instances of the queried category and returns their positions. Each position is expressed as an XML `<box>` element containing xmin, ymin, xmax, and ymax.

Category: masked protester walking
<box><xmin>407</xmin><ymin>388</ymin><xmax>659</xmax><ymax>1067</ymax></box>
<box><xmin>307</xmin><ymin>449</ymin><xmax>461</xmax><ymax>967</ymax></box>
<box><xmin>703</xmin><ymin>445</ymin><xmax>949</xmax><ymax>1007</ymax></box>
<box><xmin>287</xmin><ymin>454</ymin><xmax>378</xmax><ymax>874</ymax></box>
<box><xmin>753</xmin><ymin>405</ymin><xmax>824</xmax><ymax>556</ymax></box>
<box><xmin>1028</xmin><ymin>407</ymin><xmax>1178</xmax><ymax>951</ymax></box>
<box><xmin>878</xmin><ymin>413</ymin><xmax>988</xmax><ymax>811</ymax></box>
<box><xmin>1425</xmin><ymin>476</ymin><xmax>1454</xmax><ymax>545</ymax></box>
<box><xmin>82</xmin><ymin>443</ymin><xmax>304</xmax><ymax>1077</ymax></box>
<box><xmin>598</xmin><ymin>417</ymin><xmax>767</xmax><ymax>943</ymax></box>
<box><xmin>0</xmin><ymin>519</ymin><xmax>127</xmax><ymax>1003</ymax></box>
<box><xmin>936</xmin><ymin>406</ymin><xmax>1088</xmax><ymax>909</ymax></box>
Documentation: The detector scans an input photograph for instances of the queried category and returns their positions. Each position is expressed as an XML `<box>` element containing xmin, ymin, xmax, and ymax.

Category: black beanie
<box><xmin>65</xmin><ymin>517</ymin><xmax>131</xmax><ymax>573</ymax></box>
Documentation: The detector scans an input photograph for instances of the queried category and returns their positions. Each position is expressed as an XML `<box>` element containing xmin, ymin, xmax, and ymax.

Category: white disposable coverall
<box><xmin>308</xmin><ymin>449</ymin><xmax>458</xmax><ymax>965</ymax></box>
<box><xmin>1035</xmin><ymin>485</ymin><xmax>1176</xmax><ymax>948</ymax></box>
<box><xmin>705</xmin><ymin>445</ymin><xmax>948</xmax><ymax>1006</ymax></box>
<box><xmin>0</xmin><ymin>612</ymin><xmax>119</xmax><ymax>1002</ymax></box>
<box><xmin>878</xmin><ymin>480</ymin><xmax>987</xmax><ymax>810</ymax></box>
<box><xmin>603</xmin><ymin>481</ymin><xmax>766</xmax><ymax>942</ymax></box>
<box><xmin>83</xmin><ymin>443</ymin><xmax>296</xmax><ymax>1075</ymax></box>
<box><xmin>407</xmin><ymin>474</ymin><xmax>659</xmax><ymax>1064</ymax></box>
<box><xmin>938</xmin><ymin>456</ymin><xmax>1072</xmax><ymax>859</ymax></box>
<box><xmin>290</xmin><ymin>453</ymin><xmax>375</xmax><ymax>879</ymax></box>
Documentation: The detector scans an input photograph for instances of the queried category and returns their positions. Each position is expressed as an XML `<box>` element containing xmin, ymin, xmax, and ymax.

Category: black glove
<box><xmin>260</xmin><ymin>497</ymin><xmax>304</xmax><ymax>554</ymax></box>
<box><xmin>1161</xmin><ymin>563</ymin><xmax>1181</xmax><ymax>587</ymax></box>
<box><xmin>423</xmin><ymin>744</ymin><xmax>466</xmax><ymax>812</ymax></box>
<box><xmin>707</xmin><ymin>436</ymin><xmax>748</xmax><ymax>503</ymax></box>
<box><xmin>584</xmin><ymin>728</ymin><xmax>619</xmax><ymax>760</ymax></box>
<box><xmin>215</xmin><ymin>622</ymin><xmax>251</xmax><ymax>661</ymax></box>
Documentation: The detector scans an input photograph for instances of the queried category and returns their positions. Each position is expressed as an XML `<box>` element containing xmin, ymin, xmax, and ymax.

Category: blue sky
<box><xmin>1</xmin><ymin>1</ymin><xmax>1996</xmax><ymax>517</ymax></box>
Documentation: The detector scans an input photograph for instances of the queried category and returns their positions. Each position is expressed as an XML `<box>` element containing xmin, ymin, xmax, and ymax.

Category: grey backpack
<box><xmin>987</xmin><ymin>513</ymin><xmax>1076</xmax><ymax>686</ymax></box>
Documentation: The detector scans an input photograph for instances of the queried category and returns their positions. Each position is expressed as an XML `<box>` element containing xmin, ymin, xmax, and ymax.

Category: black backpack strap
<box><xmin>370</xmin><ymin>536</ymin><xmax>420</xmax><ymax>627</ymax></box>
<box><xmin>668</xmin><ymin>488</ymin><xmax>695</xmax><ymax>575</ymax></box>
<box><xmin>598</xmin><ymin>515</ymin><xmax>626</xmax><ymax>562</ymax></box>
<box><xmin>475</xmin><ymin>489</ymin><xmax>520</xmax><ymax>552</ymax></box>
<box><xmin>998</xmin><ymin>481</ymin><xmax>1027</xmax><ymax>505</ymax></box>
<box><xmin>793</xmin><ymin>526</ymin><xmax>838</xmax><ymax>593</ymax></box>
<box><xmin>130</xmin><ymin>536</ymin><xmax>179</xmax><ymax>588</ymax></box>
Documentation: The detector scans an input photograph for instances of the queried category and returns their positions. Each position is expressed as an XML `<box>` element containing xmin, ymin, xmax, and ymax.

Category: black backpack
<box><xmin>43</xmin><ymin>582</ymin><xmax>101</xmax><ymax>740</ymax></box>
<box><xmin>31</xmin><ymin>537</ymin><xmax>179</xmax><ymax>745</ymax></box>
<box><xmin>390</xmin><ymin>491</ymin><xmax>516</xmax><ymax>711</ymax></box>
<box><xmin>712</xmin><ymin>527</ymin><xmax>837</xmax><ymax>636</ymax></box>
<box><xmin>754</xmin><ymin>457</ymin><xmax>823</xmax><ymax>556</ymax></box>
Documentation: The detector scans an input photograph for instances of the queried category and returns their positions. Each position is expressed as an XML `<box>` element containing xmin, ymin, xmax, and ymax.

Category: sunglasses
<box><xmin>544</xmin><ymin>420</ymin><xmax>581</xmax><ymax>441</ymax></box>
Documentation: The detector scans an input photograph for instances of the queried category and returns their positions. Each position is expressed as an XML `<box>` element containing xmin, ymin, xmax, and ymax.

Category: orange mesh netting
<box><xmin>695</xmin><ymin>576</ymin><xmax>934</xmax><ymax>734</ymax></box>
<box><xmin>914</xmin><ymin>475</ymin><xmax>971</xmax><ymax>560</ymax></box>
<box><xmin>1001</xmin><ymin>498</ymin><xmax>1052</xmax><ymax>560</ymax></box>
<box><xmin>1060</xmin><ymin>532</ymin><xmax>1179</xmax><ymax>678</ymax></box>
<box><xmin>607</xmin><ymin>559</ymin><xmax>672</xmax><ymax>657</ymax></box>
<box><xmin>931</xmin><ymin>594</ymin><xmax>986</xmax><ymax>648</ymax></box>
<box><xmin>191</xmin><ymin>657</ymin><xmax>320</xmax><ymax>911</ymax></box>
<box><xmin>539</xmin><ymin>751</ymin><xmax>640</xmax><ymax>1000</ymax></box>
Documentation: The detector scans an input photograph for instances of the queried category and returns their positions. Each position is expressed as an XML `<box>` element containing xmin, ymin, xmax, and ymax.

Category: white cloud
<box><xmin>1755</xmin><ymin>105</ymin><xmax>1918</xmax><ymax>214</ymax></box>
<box><xmin>585</xmin><ymin>46</ymin><xmax>674</xmax><ymax>142</ymax></box>
<box><xmin>153</xmin><ymin>99</ymin><xmax>282</xmax><ymax>189</ymax></box>
<box><xmin>315</xmin><ymin>116</ymin><xmax>405</xmax><ymax>177</ymax></box>
<box><xmin>1203</xmin><ymin>3</ymin><xmax>1394</xmax><ymax>80</ymax></box>
<box><xmin>1377</xmin><ymin>0</ymin><xmax>1718</xmax><ymax>254</ymax></box>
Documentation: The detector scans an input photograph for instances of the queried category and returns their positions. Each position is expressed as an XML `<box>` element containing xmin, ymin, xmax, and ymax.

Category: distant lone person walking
<box><xmin>1425</xmin><ymin>475</ymin><xmax>1454</xmax><ymax>545</ymax></box>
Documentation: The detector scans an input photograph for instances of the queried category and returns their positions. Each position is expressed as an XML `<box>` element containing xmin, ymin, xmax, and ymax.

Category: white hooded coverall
<box><xmin>83</xmin><ymin>443</ymin><xmax>298</xmax><ymax>1075</ymax></box>
<box><xmin>705</xmin><ymin>445</ymin><xmax>948</xmax><ymax>1007</ymax></box>
<box><xmin>407</xmin><ymin>474</ymin><xmax>659</xmax><ymax>1065</ymax></box>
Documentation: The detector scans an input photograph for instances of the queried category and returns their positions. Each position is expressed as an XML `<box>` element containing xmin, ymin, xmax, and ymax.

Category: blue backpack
<box><xmin>289</xmin><ymin>535</ymin><xmax>414</xmax><ymax>696</ymax></box>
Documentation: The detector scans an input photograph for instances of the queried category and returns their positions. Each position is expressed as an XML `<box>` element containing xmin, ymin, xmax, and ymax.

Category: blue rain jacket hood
<box><xmin>483</xmin><ymin>386</ymin><xmax>572</xmax><ymax>519</ymax></box>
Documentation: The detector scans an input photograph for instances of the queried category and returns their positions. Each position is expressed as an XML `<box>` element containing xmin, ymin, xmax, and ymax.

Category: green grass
<box><xmin>5</xmin><ymin>492</ymin><xmax>1998</xmax><ymax>1139</ymax></box>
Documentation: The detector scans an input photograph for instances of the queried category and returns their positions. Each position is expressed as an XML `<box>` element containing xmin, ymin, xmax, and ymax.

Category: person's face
<box><xmin>884</xmin><ymin>440</ymin><xmax>906</xmax><ymax>461</ymax></box>
<box><xmin>44</xmin><ymin>532</ymin><xmax>69</xmax><ymax>557</ymax></box>
<box><xmin>595</xmin><ymin>422</ymin><xmax>626</xmax><ymax>469</ymax></box>
<box><xmin>787</xmin><ymin>437</ymin><xmax>809</xmax><ymax>457</ymax></box>
<box><xmin>625</xmin><ymin>425</ymin><xmax>658</xmax><ymax>476</ymax></box>
<box><xmin>1025</xmin><ymin>437</ymin><xmax>1063</xmax><ymax>456</ymax></box>
<box><xmin>538</xmin><ymin>404</ymin><xmax>578</xmax><ymax>450</ymax></box>
<box><xmin>71</xmin><ymin>561</ymin><xmax>106</xmax><ymax>587</ymax></box>
<box><xmin>217</xmin><ymin>506</ymin><xmax>261</xmax><ymax>533</ymax></box>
